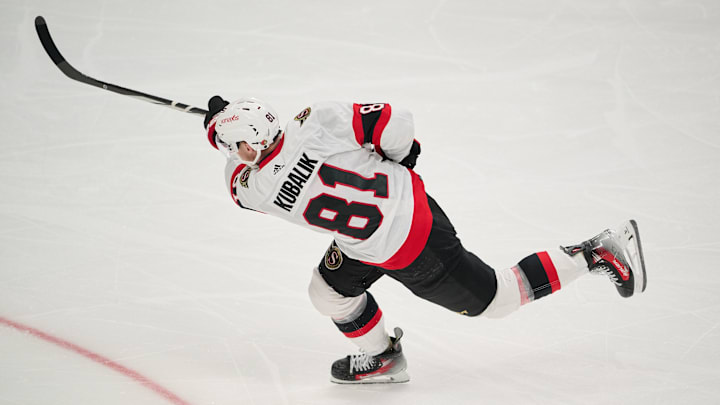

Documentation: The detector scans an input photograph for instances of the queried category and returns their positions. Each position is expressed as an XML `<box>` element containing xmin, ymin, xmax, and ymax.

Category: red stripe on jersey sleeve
<box><xmin>362</xmin><ymin>170</ymin><xmax>432</xmax><ymax>270</ymax></box>
<box><xmin>371</xmin><ymin>104</ymin><xmax>392</xmax><ymax>158</ymax></box>
<box><xmin>352</xmin><ymin>103</ymin><xmax>365</xmax><ymax>146</ymax></box>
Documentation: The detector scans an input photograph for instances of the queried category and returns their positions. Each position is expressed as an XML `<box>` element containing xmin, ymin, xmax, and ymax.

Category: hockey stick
<box><xmin>34</xmin><ymin>16</ymin><xmax>208</xmax><ymax>116</ymax></box>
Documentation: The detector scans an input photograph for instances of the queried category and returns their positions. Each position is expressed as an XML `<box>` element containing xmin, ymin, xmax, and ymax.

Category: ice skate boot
<box><xmin>330</xmin><ymin>327</ymin><xmax>409</xmax><ymax>384</ymax></box>
<box><xmin>562</xmin><ymin>219</ymin><xmax>647</xmax><ymax>298</ymax></box>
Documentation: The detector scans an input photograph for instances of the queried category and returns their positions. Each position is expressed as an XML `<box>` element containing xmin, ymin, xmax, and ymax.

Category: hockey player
<box><xmin>203</xmin><ymin>96</ymin><xmax>647</xmax><ymax>384</ymax></box>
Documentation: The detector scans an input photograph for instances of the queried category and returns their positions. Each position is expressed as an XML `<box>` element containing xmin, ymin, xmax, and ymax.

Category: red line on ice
<box><xmin>0</xmin><ymin>316</ymin><xmax>192</xmax><ymax>405</ymax></box>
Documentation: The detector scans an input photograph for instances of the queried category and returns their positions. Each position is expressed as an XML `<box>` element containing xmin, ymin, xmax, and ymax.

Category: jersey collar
<box><xmin>257</xmin><ymin>133</ymin><xmax>285</xmax><ymax>171</ymax></box>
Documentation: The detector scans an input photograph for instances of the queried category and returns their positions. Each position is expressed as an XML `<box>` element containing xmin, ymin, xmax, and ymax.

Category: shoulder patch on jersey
<box><xmin>238</xmin><ymin>166</ymin><xmax>251</xmax><ymax>189</ymax></box>
<box><xmin>294</xmin><ymin>107</ymin><xmax>311</xmax><ymax>127</ymax></box>
<box><xmin>324</xmin><ymin>244</ymin><xmax>343</xmax><ymax>271</ymax></box>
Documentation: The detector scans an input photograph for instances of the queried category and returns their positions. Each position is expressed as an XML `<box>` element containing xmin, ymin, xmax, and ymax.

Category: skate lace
<box><xmin>349</xmin><ymin>351</ymin><xmax>376</xmax><ymax>373</ymax></box>
<box><xmin>593</xmin><ymin>265</ymin><xmax>621</xmax><ymax>286</ymax></box>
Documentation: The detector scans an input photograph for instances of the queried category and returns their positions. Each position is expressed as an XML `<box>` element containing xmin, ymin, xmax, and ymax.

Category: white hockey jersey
<box><xmin>223</xmin><ymin>102</ymin><xmax>432</xmax><ymax>269</ymax></box>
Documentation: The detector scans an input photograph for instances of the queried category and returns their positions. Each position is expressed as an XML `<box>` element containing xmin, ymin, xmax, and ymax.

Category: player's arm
<box><xmin>350</xmin><ymin>103</ymin><xmax>421</xmax><ymax>169</ymax></box>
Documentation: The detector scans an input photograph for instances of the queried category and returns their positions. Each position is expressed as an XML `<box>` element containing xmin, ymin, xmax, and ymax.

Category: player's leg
<box><xmin>484</xmin><ymin>219</ymin><xmax>647</xmax><ymax>318</ymax></box>
<box><xmin>385</xmin><ymin>195</ymin><xmax>647</xmax><ymax>319</ymax></box>
<box><xmin>307</xmin><ymin>243</ymin><xmax>408</xmax><ymax>384</ymax></box>
<box><xmin>387</xmin><ymin>245</ymin><xmax>587</xmax><ymax>318</ymax></box>
<box><xmin>482</xmin><ymin>248</ymin><xmax>586</xmax><ymax>318</ymax></box>
<box><xmin>307</xmin><ymin>258</ymin><xmax>387</xmax><ymax>355</ymax></box>
<box><xmin>382</xmin><ymin>194</ymin><xmax>499</xmax><ymax>316</ymax></box>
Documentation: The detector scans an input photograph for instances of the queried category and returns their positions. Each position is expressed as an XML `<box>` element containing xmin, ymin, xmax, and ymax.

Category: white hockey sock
<box><xmin>483</xmin><ymin>248</ymin><xmax>588</xmax><ymax>318</ymax></box>
<box><xmin>307</xmin><ymin>267</ymin><xmax>390</xmax><ymax>355</ymax></box>
<box><xmin>332</xmin><ymin>292</ymin><xmax>390</xmax><ymax>356</ymax></box>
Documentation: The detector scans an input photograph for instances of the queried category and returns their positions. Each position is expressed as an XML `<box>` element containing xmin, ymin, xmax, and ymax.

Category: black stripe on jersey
<box><xmin>333</xmin><ymin>292</ymin><xmax>380</xmax><ymax>334</ymax></box>
<box><xmin>360</xmin><ymin>109</ymin><xmax>382</xmax><ymax>144</ymax></box>
<box><xmin>231</xmin><ymin>186</ymin><xmax>255</xmax><ymax>211</ymax></box>
<box><xmin>234</xmin><ymin>198</ymin><xmax>252</xmax><ymax>211</ymax></box>
<box><xmin>517</xmin><ymin>253</ymin><xmax>552</xmax><ymax>299</ymax></box>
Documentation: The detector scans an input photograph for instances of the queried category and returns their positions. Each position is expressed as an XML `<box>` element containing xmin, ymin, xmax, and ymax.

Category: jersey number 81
<box><xmin>303</xmin><ymin>164</ymin><xmax>388</xmax><ymax>240</ymax></box>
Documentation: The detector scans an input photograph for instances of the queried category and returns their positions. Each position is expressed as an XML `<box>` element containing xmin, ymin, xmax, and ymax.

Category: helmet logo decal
<box><xmin>324</xmin><ymin>245</ymin><xmax>343</xmax><ymax>271</ymax></box>
<box><xmin>220</xmin><ymin>115</ymin><xmax>239</xmax><ymax>124</ymax></box>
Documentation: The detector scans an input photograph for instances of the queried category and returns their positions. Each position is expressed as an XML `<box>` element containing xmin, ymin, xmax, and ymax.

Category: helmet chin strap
<box><xmin>238</xmin><ymin>147</ymin><xmax>263</xmax><ymax>168</ymax></box>
<box><xmin>237</xmin><ymin>133</ymin><xmax>281</xmax><ymax>167</ymax></box>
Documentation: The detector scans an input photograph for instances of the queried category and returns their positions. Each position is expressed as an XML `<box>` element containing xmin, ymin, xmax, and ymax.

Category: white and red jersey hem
<box><xmin>360</xmin><ymin>170</ymin><xmax>432</xmax><ymax>270</ymax></box>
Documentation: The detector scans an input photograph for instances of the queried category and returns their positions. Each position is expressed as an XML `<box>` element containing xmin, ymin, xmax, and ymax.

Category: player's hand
<box><xmin>203</xmin><ymin>95</ymin><xmax>230</xmax><ymax>129</ymax></box>
<box><xmin>399</xmin><ymin>140</ymin><xmax>421</xmax><ymax>169</ymax></box>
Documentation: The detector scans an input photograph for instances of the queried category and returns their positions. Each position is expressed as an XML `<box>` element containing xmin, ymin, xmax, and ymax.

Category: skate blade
<box><xmin>620</xmin><ymin>219</ymin><xmax>647</xmax><ymax>294</ymax></box>
<box><xmin>331</xmin><ymin>370</ymin><xmax>410</xmax><ymax>384</ymax></box>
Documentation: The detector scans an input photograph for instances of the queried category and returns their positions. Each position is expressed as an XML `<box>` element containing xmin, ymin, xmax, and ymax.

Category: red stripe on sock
<box><xmin>511</xmin><ymin>266</ymin><xmax>531</xmax><ymax>305</ymax></box>
<box><xmin>343</xmin><ymin>309</ymin><xmax>383</xmax><ymax>338</ymax></box>
<box><xmin>537</xmin><ymin>251</ymin><xmax>561</xmax><ymax>293</ymax></box>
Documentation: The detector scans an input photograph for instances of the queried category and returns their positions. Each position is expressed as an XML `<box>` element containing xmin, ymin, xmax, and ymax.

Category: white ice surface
<box><xmin>1</xmin><ymin>1</ymin><xmax>719</xmax><ymax>404</ymax></box>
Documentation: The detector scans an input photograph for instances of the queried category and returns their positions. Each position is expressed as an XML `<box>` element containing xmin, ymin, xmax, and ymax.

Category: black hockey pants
<box><xmin>317</xmin><ymin>194</ymin><xmax>498</xmax><ymax>316</ymax></box>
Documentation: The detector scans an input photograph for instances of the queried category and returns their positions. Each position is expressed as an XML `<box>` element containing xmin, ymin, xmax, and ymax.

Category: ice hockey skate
<box><xmin>562</xmin><ymin>219</ymin><xmax>647</xmax><ymax>298</ymax></box>
<box><xmin>330</xmin><ymin>327</ymin><xmax>409</xmax><ymax>384</ymax></box>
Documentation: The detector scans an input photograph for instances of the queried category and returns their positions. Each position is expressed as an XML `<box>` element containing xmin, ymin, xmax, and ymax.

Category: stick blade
<box><xmin>34</xmin><ymin>15</ymin><xmax>88</xmax><ymax>83</ymax></box>
<box><xmin>35</xmin><ymin>15</ymin><xmax>65</xmax><ymax>65</ymax></box>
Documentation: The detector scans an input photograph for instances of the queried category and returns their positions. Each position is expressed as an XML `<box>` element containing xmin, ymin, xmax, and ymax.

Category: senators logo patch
<box><xmin>239</xmin><ymin>167</ymin><xmax>251</xmax><ymax>188</ymax></box>
<box><xmin>324</xmin><ymin>245</ymin><xmax>343</xmax><ymax>271</ymax></box>
<box><xmin>294</xmin><ymin>107</ymin><xmax>311</xmax><ymax>127</ymax></box>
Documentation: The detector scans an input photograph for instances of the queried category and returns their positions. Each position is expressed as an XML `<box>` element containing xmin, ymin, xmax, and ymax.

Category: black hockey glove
<box><xmin>399</xmin><ymin>140</ymin><xmax>421</xmax><ymax>169</ymax></box>
<box><xmin>203</xmin><ymin>95</ymin><xmax>230</xmax><ymax>129</ymax></box>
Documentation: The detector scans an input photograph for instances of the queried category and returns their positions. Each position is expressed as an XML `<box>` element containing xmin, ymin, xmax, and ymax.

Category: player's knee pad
<box><xmin>308</xmin><ymin>267</ymin><xmax>367</xmax><ymax>321</ymax></box>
